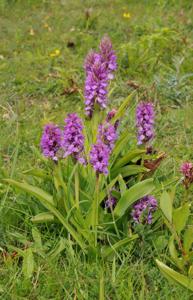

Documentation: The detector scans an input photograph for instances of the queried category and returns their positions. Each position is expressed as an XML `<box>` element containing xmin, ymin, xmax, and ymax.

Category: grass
<box><xmin>1</xmin><ymin>0</ymin><xmax>193</xmax><ymax>299</ymax></box>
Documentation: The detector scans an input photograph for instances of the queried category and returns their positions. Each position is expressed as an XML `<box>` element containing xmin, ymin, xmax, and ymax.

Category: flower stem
<box><xmin>75</xmin><ymin>166</ymin><xmax>79</xmax><ymax>208</ymax></box>
<box><xmin>137</xmin><ymin>152</ymin><xmax>145</xmax><ymax>182</ymax></box>
<box><xmin>183</xmin><ymin>188</ymin><xmax>189</xmax><ymax>205</ymax></box>
<box><xmin>94</xmin><ymin>174</ymin><xmax>100</xmax><ymax>247</ymax></box>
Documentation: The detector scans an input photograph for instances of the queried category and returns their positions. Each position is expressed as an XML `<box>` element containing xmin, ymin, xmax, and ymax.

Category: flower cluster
<box><xmin>84</xmin><ymin>36</ymin><xmax>117</xmax><ymax>117</ymax></box>
<box><xmin>62</xmin><ymin>113</ymin><xmax>85</xmax><ymax>163</ymax></box>
<box><xmin>97</xmin><ymin>123</ymin><xmax>118</xmax><ymax>151</ymax></box>
<box><xmin>136</xmin><ymin>102</ymin><xmax>155</xmax><ymax>145</ymax></box>
<box><xmin>84</xmin><ymin>60</ymin><xmax>109</xmax><ymax>117</ymax></box>
<box><xmin>131</xmin><ymin>195</ymin><xmax>157</xmax><ymax>224</ymax></box>
<box><xmin>99</xmin><ymin>36</ymin><xmax>117</xmax><ymax>79</ymax></box>
<box><xmin>40</xmin><ymin>124</ymin><xmax>62</xmax><ymax>161</ymax></box>
<box><xmin>180</xmin><ymin>162</ymin><xmax>193</xmax><ymax>178</ymax></box>
<box><xmin>90</xmin><ymin>110</ymin><xmax>119</xmax><ymax>175</ymax></box>
<box><xmin>180</xmin><ymin>162</ymin><xmax>193</xmax><ymax>189</ymax></box>
<box><xmin>84</xmin><ymin>51</ymin><xmax>101</xmax><ymax>73</ymax></box>
<box><xmin>105</xmin><ymin>194</ymin><xmax>116</xmax><ymax>209</ymax></box>
<box><xmin>90</xmin><ymin>142</ymin><xmax>110</xmax><ymax>175</ymax></box>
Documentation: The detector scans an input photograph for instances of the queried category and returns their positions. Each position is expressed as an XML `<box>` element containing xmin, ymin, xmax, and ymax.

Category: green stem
<box><xmin>104</xmin><ymin>181</ymin><xmax>120</xmax><ymax>238</ymax></box>
<box><xmin>75</xmin><ymin>166</ymin><xmax>79</xmax><ymax>208</ymax></box>
<box><xmin>111</xmin><ymin>207</ymin><xmax>120</xmax><ymax>238</ymax></box>
<box><xmin>94</xmin><ymin>175</ymin><xmax>100</xmax><ymax>247</ymax></box>
<box><xmin>183</xmin><ymin>188</ymin><xmax>189</xmax><ymax>205</ymax></box>
<box><xmin>137</xmin><ymin>152</ymin><xmax>145</xmax><ymax>182</ymax></box>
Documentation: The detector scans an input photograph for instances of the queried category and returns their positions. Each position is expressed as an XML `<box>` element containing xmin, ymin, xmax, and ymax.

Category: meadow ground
<box><xmin>0</xmin><ymin>0</ymin><xmax>193</xmax><ymax>299</ymax></box>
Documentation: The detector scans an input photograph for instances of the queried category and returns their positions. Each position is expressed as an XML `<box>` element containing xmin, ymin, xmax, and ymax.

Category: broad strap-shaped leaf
<box><xmin>173</xmin><ymin>203</ymin><xmax>190</xmax><ymax>234</ymax></box>
<box><xmin>118</xmin><ymin>175</ymin><xmax>127</xmax><ymax>195</ymax></box>
<box><xmin>156</xmin><ymin>259</ymin><xmax>193</xmax><ymax>292</ymax></box>
<box><xmin>4</xmin><ymin>179</ymin><xmax>86</xmax><ymax>251</ymax></box>
<box><xmin>160</xmin><ymin>191</ymin><xmax>173</xmax><ymax>223</ymax></box>
<box><xmin>113</xmin><ymin>149</ymin><xmax>146</xmax><ymax>169</ymax></box>
<box><xmin>38</xmin><ymin>202</ymin><xmax>86</xmax><ymax>251</ymax></box>
<box><xmin>111</xmin><ymin>165</ymin><xmax>148</xmax><ymax>179</ymax></box>
<box><xmin>114</xmin><ymin>178</ymin><xmax>155</xmax><ymax>218</ymax></box>
<box><xmin>168</xmin><ymin>235</ymin><xmax>184</xmax><ymax>270</ymax></box>
<box><xmin>111</xmin><ymin>130</ymin><xmax>130</xmax><ymax>164</ymax></box>
<box><xmin>110</xmin><ymin>91</ymin><xmax>136</xmax><ymax>122</ymax></box>
<box><xmin>102</xmin><ymin>235</ymin><xmax>138</xmax><ymax>258</ymax></box>
<box><xmin>3</xmin><ymin>179</ymin><xmax>55</xmax><ymax>206</ymax></box>
<box><xmin>184</xmin><ymin>226</ymin><xmax>193</xmax><ymax>253</ymax></box>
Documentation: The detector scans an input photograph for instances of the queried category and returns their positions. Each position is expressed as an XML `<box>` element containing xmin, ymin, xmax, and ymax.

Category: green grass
<box><xmin>1</xmin><ymin>0</ymin><xmax>193</xmax><ymax>299</ymax></box>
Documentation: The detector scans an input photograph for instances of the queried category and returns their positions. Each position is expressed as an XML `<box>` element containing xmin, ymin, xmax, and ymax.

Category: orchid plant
<box><xmin>3</xmin><ymin>36</ymin><xmax>162</xmax><ymax>263</ymax></box>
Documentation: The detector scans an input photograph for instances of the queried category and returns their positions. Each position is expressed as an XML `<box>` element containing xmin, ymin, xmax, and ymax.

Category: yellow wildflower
<box><xmin>49</xmin><ymin>49</ymin><xmax>60</xmax><ymax>57</ymax></box>
<box><xmin>123</xmin><ymin>12</ymin><xmax>131</xmax><ymax>19</ymax></box>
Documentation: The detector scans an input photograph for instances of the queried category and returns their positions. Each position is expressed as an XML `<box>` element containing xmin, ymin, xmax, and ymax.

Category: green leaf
<box><xmin>184</xmin><ymin>226</ymin><xmax>193</xmax><ymax>253</ymax></box>
<box><xmin>22</xmin><ymin>248</ymin><xmax>34</xmax><ymax>279</ymax></box>
<box><xmin>23</xmin><ymin>168</ymin><xmax>51</xmax><ymax>179</ymax></box>
<box><xmin>168</xmin><ymin>235</ymin><xmax>184</xmax><ymax>270</ymax></box>
<box><xmin>111</xmin><ymin>165</ymin><xmax>148</xmax><ymax>178</ymax></box>
<box><xmin>169</xmin><ymin>235</ymin><xmax>178</xmax><ymax>261</ymax></box>
<box><xmin>160</xmin><ymin>191</ymin><xmax>173</xmax><ymax>223</ymax></box>
<box><xmin>3</xmin><ymin>179</ymin><xmax>55</xmax><ymax>206</ymax></box>
<box><xmin>47</xmin><ymin>238</ymin><xmax>66</xmax><ymax>259</ymax></box>
<box><xmin>111</xmin><ymin>131</ymin><xmax>130</xmax><ymax>163</ymax></box>
<box><xmin>113</xmin><ymin>149</ymin><xmax>146</xmax><ymax>169</ymax></box>
<box><xmin>156</xmin><ymin>259</ymin><xmax>193</xmax><ymax>292</ymax></box>
<box><xmin>114</xmin><ymin>179</ymin><xmax>155</xmax><ymax>218</ymax></box>
<box><xmin>31</xmin><ymin>212</ymin><xmax>55</xmax><ymax>223</ymax></box>
<box><xmin>118</xmin><ymin>175</ymin><xmax>127</xmax><ymax>195</ymax></box>
<box><xmin>38</xmin><ymin>203</ymin><xmax>86</xmax><ymax>251</ymax></box>
<box><xmin>111</xmin><ymin>91</ymin><xmax>136</xmax><ymax>122</ymax></box>
<box><xmin>173</xmin><ymin>203</ymin><xmax>190</xmax><ymax>234</ymax></box>
<box><xmin>102</xmin><ymin>235</ymin><xmax>138</xmax><ymax>258</ymax></box>
<box><xmin>99</xmin><ymin>176</ymin><xmax>120</xmax><ymax>204</ymax></box>
<box><xmin>3</xmin><ymin>179</ymin><xmax>86</xmax><ymax>251</ymax></box>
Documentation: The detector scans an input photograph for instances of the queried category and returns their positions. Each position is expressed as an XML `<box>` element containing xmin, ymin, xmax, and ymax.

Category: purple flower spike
<box><xmin>84</xmin><ymin>60</ymin><xmax>109</xmax><ymax>117</ymax></box>
<box><xmin>84</xmin><ymin>51</ymin><xmax>101</xmax><ymax>73</ymax></box>
<box><xmin>136</xmin><ymin>102</ymin><xmax>155</xmax><ymax>145</ymax></box>
<box><xmin>90</xmin><ymin>141</ymin><xmax>110</xmax><ymax>175</ymax></box>
<box><xmin>84</xmin><ymin>36</ymin><xmax>117</xmax><ymax>118</ymax></box>
<box><xmin>99</xmin><ymin>35</ymin><xmax>117</xmax><ymax>79</ymax></box>
<box><xmin>41</xmin><ymin>123</ymin><xmax>62</xmax><ymax>161</ymax></box>
<box><xmin>180</xmin><ymin>162</ymin><xmax>193</xmax><ymax>189</ymax></box>
<box><xmin>62</xmin><ymin>113</ymin><xmax>85</xmax><ymax>163</ymax></box>
<box><xmin>131</xmin><ymin>195</ymin><xmax>157</xmax><ymax>224</ymax></box>
<box><xmin>97</xmin><ymin>123</ymin><xmax>118</xmax><ymax>151</ymax></box>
